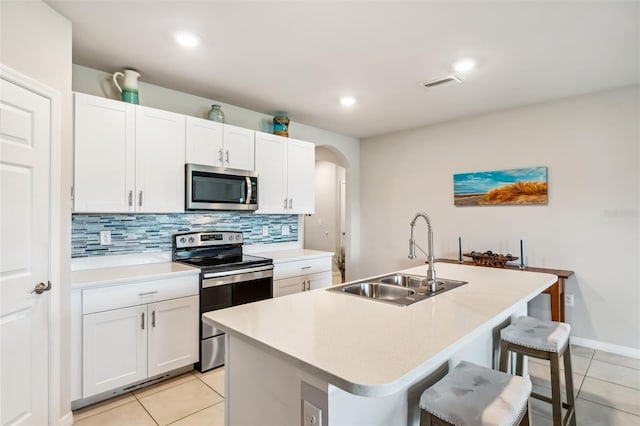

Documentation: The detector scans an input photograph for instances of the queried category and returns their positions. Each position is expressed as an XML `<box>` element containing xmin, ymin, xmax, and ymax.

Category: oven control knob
<box><xmin>228</xmin><ymin>235</ymin><xmax>233</xmax><ymax>241</ymax></box>
<box><xmin>188</xmin><ymin>237</ymin><xmax>195</xmax><ymax>243</ymax></box>
<box><xmin>235</xmin><ymin>235</ymin><xmax>241</xmax><ymax>240</ymax></box>
<box><xmin>179</xmin><ymin>237</ymin><xmax>186</xmax><ymax>244</ymax></box>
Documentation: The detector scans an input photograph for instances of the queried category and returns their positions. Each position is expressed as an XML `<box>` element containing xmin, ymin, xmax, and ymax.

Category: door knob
<box><xmin>31</xmin><ymin>281</ymin><xmax>51</xmax><ymax>295</ymax></box>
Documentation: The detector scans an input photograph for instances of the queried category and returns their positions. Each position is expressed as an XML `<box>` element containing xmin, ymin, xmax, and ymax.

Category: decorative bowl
<box><xmin>463</xmin><ymin>251</ymin><xmax>519</xmax><ymax>267</ymax></box>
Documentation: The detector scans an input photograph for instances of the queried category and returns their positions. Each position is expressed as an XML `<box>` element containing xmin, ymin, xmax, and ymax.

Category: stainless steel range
<box><xmin>172</xmin><ymin>231</ymin><xmax>273</xmax><ymax>372</ymax></box>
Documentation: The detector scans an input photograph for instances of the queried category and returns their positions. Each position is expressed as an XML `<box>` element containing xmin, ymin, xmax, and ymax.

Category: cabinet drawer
<box><xmin>83</xmin><ymin>275</ymin><xmax>198</xmax><ymax>314</ymax></box>
<box><xmin>273</xmin><ymin>276</ymin><xmax>305</xmax><ymax>298</ymax></box>
<box><xmin>273</xmin><ymin>257</ymin><xmax>331</xmax><ymax>280</ymax></box>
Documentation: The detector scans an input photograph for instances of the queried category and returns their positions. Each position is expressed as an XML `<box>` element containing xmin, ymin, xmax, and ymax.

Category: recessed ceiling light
<box><xmin>453</xmin><ymin>59</ymin><xmax>476</xmax><ymax>73</ymax></box>
<box><xmin>340</xmin><ymin>96</ymin><xmax>356</xmax><ymax>107</ymax></box>
<box><xmin>175</xmin><ymin>32</ymin><xmax>200</xmax><ymax>48</ymax></box>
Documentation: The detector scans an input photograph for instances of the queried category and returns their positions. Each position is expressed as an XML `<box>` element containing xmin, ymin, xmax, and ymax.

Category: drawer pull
<box><xmin>141</xmin><ymin>312</ymin><xmax>145</xmax><ymax>330</ymax></box>
<box><xmin>138</xmin><ymin>291</ymin><xmax>158</xmax><ymax>297</ymax></box>
<box><xmin>301</xmin><ymin>266</ymin><xmax>311</xmax><ymax>270</ymax></box>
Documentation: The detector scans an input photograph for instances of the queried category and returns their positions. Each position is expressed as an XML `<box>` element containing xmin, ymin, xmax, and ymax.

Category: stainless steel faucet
<box><xmin>408</xmin><ymin>212</ymin><xmax>437</xmax><ymax>292</ymax></box>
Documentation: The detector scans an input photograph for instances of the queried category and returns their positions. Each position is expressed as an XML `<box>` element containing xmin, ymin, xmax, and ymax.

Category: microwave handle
<box><xmin>245</xmin><ymin>177</ymin><xmax>252</xmax><ymax>204</ymax></box>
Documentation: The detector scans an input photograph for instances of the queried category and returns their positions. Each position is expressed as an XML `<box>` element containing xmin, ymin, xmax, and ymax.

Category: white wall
<box><xmin>305</xmin><ymin>161</ymin><xmax>339</xmax><ymax>255</ymax></box>
<box><xmin>72</xmin><ymin>65</ymin><xmax>362</xmax><ymax>280</ymax></box>
<box><xmin>361</xmin><ymin>86</ymin><xmax>640</xmax><ymax>351</ymax></box>
<box><xmin>0</xmin><ymin>0</ymin><xmax>73</xmax><ymax>423</ymax></box>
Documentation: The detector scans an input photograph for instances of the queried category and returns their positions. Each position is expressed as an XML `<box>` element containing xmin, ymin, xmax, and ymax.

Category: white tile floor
<box><xmin>73</xmin><ymin>345</ymin><xmax>640</xmax><ymax>425</ymax></box>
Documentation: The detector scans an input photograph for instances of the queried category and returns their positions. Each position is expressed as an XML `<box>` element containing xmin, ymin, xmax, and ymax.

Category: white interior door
<box><xmin>0</xmin><ymin>79</ymin><xmax>51</xmax><ymax>425</ymax></box>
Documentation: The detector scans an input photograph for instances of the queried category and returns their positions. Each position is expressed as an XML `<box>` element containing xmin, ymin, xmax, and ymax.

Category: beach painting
<box><xmin>454</xmin><ymin>167</ymin><xmax>548</xmax><ymax>206</ymax></box>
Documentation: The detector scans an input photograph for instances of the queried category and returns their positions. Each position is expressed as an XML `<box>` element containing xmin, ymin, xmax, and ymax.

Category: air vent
<box><xmin>419</xmin><ymin>75</ymin><xmax>462</xmax><ymax>89</ymax></box>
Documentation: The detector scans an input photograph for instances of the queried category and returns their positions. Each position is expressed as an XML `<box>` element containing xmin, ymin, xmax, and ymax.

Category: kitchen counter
<box><xmin>255</xmin><ymin>248</ymin><xmax>333</xmax><ymax>263</ymax></box>
<box><xmin>71</xmin><ymin>262</ymin><xmax>200</xmax><ymax>290</ymax></box>
<box><xmin>203</xmin><ymin>262</ymin><xmax>556</xmax><ymax>425</ymax></box>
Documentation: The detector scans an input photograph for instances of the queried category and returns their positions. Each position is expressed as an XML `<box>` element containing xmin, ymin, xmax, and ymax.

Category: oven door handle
<box><xmin>202</xmin><ymin>265</ymin><xmax>274</xmax><ymax>287</ymax></box>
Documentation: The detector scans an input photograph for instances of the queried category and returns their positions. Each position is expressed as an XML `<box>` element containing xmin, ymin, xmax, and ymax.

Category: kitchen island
<box><xmin>203</xmin><ymin>262</ymin><xmax>556</xmax><ymax>426</ymax></box>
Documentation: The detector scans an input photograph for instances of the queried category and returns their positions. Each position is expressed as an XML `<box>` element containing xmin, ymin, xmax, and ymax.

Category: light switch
<box><xmin>303</xmin><ymin>400</ymin><xmax>322</xmax><ymax>426</ymax></box>
<box><xmin>99</xmin><ymin>230</ymin><xmax>112</xmax><ymax>246</ymax></box>
<box><xmin>282</xmin><ymin>225</ymin><xmax>290</xmax><ymax>236</ymax></box>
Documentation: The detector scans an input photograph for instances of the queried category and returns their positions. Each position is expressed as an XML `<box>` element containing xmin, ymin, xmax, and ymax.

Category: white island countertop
<box><xmin>203</xmin><ymin>262</ymin><xmax>556</xmax><ymax>397</ymax></box>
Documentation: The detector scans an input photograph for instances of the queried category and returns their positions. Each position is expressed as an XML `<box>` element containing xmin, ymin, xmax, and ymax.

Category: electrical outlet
<box><xmin>302</xmin><ymin>400</ymin><xmax>322</xmax><ymax>426</ymax></box>
<box><xmin>262</xmin><ymin>225</ymin><xmax>269</xmax><ymax>236</ymax></box>
<box><xmin>99</xmin><ymin>230</ymin><xmax>112</xmax><ymax>246</ymax></box>
<box><xmin>565</xmin><ymin>294</ymin><xmax>574</xmax><ymax>307</ymax></box>
<box><xmin>282</xmin><ymin>225</ymin><xmax>290</xmax><ymax>236</ymax></box>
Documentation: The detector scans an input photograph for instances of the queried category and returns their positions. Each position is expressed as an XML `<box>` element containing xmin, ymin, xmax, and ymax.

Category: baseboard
<box><xmin>55</xmin><ymin>411</ymin><xmax>73</xmax><ymax>426</ymax></box>
<box><xmin>572</xmin><ymin>336</ymin><xmax>640</xmax><ymax>359</ymax></box>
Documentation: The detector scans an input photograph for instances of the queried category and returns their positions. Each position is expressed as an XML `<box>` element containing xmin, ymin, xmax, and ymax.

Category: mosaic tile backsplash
<box><xmin>72</xmin><ymin>213</ymin><xmax>299</xmax><ymax>257</ymax></box>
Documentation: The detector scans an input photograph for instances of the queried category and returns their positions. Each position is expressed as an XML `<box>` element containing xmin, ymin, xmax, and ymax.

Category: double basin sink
<box><xmin>327</xmin><ymin>273</ymin><xmax>467</xmax><ymax>306</ymax></box>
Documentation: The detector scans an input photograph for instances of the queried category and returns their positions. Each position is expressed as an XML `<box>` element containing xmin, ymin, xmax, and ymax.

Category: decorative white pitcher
<box><xmin>113</xmin><ymin>69</ymin><xmax>140</xmax><ymax>104</ymax></box>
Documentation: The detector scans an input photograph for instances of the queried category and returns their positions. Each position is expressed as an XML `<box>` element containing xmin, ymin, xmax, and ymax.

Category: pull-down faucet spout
<box><xmin>408</xmin><ymin>212</ymin><xmax>437</xmax><ymax>292</ymax></box>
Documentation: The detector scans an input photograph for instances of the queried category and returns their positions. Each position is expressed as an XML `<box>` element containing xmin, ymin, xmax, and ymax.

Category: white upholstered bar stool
<box><xmin>499</xmin><ymin>316</ymin><xmax>576</xmax><ymax>426</ymax></box>
<box><xmin>419</xmin><ymin>361</ymin><xmax>532</xmax><ymax>426</ymax></box>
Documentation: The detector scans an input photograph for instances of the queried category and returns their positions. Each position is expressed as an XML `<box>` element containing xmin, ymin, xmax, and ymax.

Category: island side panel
<box><xmin>226</xmin><ymin>333</ymin><xmax>329</xmax><ymax>426</ymax></box>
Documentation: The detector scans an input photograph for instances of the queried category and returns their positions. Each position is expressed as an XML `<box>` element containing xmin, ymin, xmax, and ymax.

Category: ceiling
<box><xmin>47</xmin><ymin>1</ymin><xmax>639</xmax><ymax>139</ymax></box>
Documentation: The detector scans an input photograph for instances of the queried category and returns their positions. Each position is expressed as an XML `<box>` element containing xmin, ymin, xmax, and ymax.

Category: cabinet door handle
<box><xmin>138</xmin><ymin>190</ymin><xmax>143</xmax><ymax>207</ymax></box>
<box><xmin>152</xmin><ymin>310</ymin><xmax>156</xmax><ymax>328</ymax></box>
<box><xmin>218</xmin><ymin>148</ymin><xmax>223</xmax><ymax>164</ymax></box>
<box><xmin>284</xmin><ymin>198</ymin><xmax>288</xmax><ymax>209</ymax></box>
<box><xmin>306</xmin><ymin>280</ymin><xmax>311</xmax><ymax>291</ymax></box>
<box><xmin>289</xmin><ymin>198</ymin><xmax>293</xmax><ymax>209</ymax></box>
<box><xmin>301</xmin><ymin>282</ymin><xmax>305</xmax><ymax>291</ymax></box>
<box><xmin>138</xmin><ymin>291</ymin><xmax>158</xmax><ymax>297</ymax></box>
<box><xmin>225</xmin><ymin>150</ymin><xmax>230</xmax><ymax>164</ymax></box>
<box><xmin>301</xmin><ymin>266</ymin><xmax>311</xmax><ymax>270</ymax></box>
<box><xmin>128</xmin><ymin>190</ymin><xmax>133</xmax><ymax>206</ymax></box>
<box><xmin>141</xmin><ymin>312</ymin><xmax>145</xmax><ymax>330</ymax></box>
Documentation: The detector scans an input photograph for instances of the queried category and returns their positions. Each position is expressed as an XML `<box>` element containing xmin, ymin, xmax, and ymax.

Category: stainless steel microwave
<box><xmin>186</xmin><ymin>164</ymin><xmax>258</xmax><ymax>211</ymax></box>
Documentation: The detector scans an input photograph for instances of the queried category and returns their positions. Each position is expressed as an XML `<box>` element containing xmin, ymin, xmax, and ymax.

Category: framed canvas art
<box><xmin>454</xmin><ymin>167</ymin><xmax>548</xmax><ymax>206</ymax></box>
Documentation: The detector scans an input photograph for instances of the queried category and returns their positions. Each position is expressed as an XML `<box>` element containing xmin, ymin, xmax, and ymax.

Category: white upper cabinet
<box><xmin>185</xmin><ymin>117</ymin><xmax>254</xmax><ymax>171</ymax></box>
<box><xmin>286</xmin><ymin>138</ymin><xmax>315</xmax><ymax>214</ymax></box>
<box><xmin>135</xmin><ymin>106</ymin><xmax>185</xmax><ymax>213</ymax></box>
<box><xmin>73</xmin><ymin>93</ymin><xmax>185</xmax><ymax>213</ymax></box>
<box><xmin>74</xmin><ymin>93</ymin><xmax>135</xmax><ymax>212</ymax></box>
<box><xmin>223</xmin><ymin>124</ymin><xmax>255</xmax><ymax>171</ymax></box>
<box><xmin>255</xmin><ymin>132</ymin><xmax>315</xmax><ymax>214</ymax></box>
<box><xmin>185</xmin><ymin>117</ymin><xmax>223</xmax><ymax>167</ymax></box>
<box><xmin>255</xmin><ymin>132</ymin><xmax>287</xmax><ymax>213</ymax></box>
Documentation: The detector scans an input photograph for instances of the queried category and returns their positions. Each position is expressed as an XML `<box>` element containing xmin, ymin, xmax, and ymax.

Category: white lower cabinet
<box><xmin>273</xmin><ymin>256</ymin><xmax>332</xmax><ymax>298</ymax></box>
<box><xmin>147</xmin><ymin>296</ymin><xmax>199</xmax><ymax>377</ymax></box>
<box><xmin>75</xmin><ymin>275</ymin><xmax>199</xmax><ymax>400</ymax></box>
<box><xmin>82</xmin><ymin>305</ymin><xmax>147</xmax><ymax>397</ymax></box>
